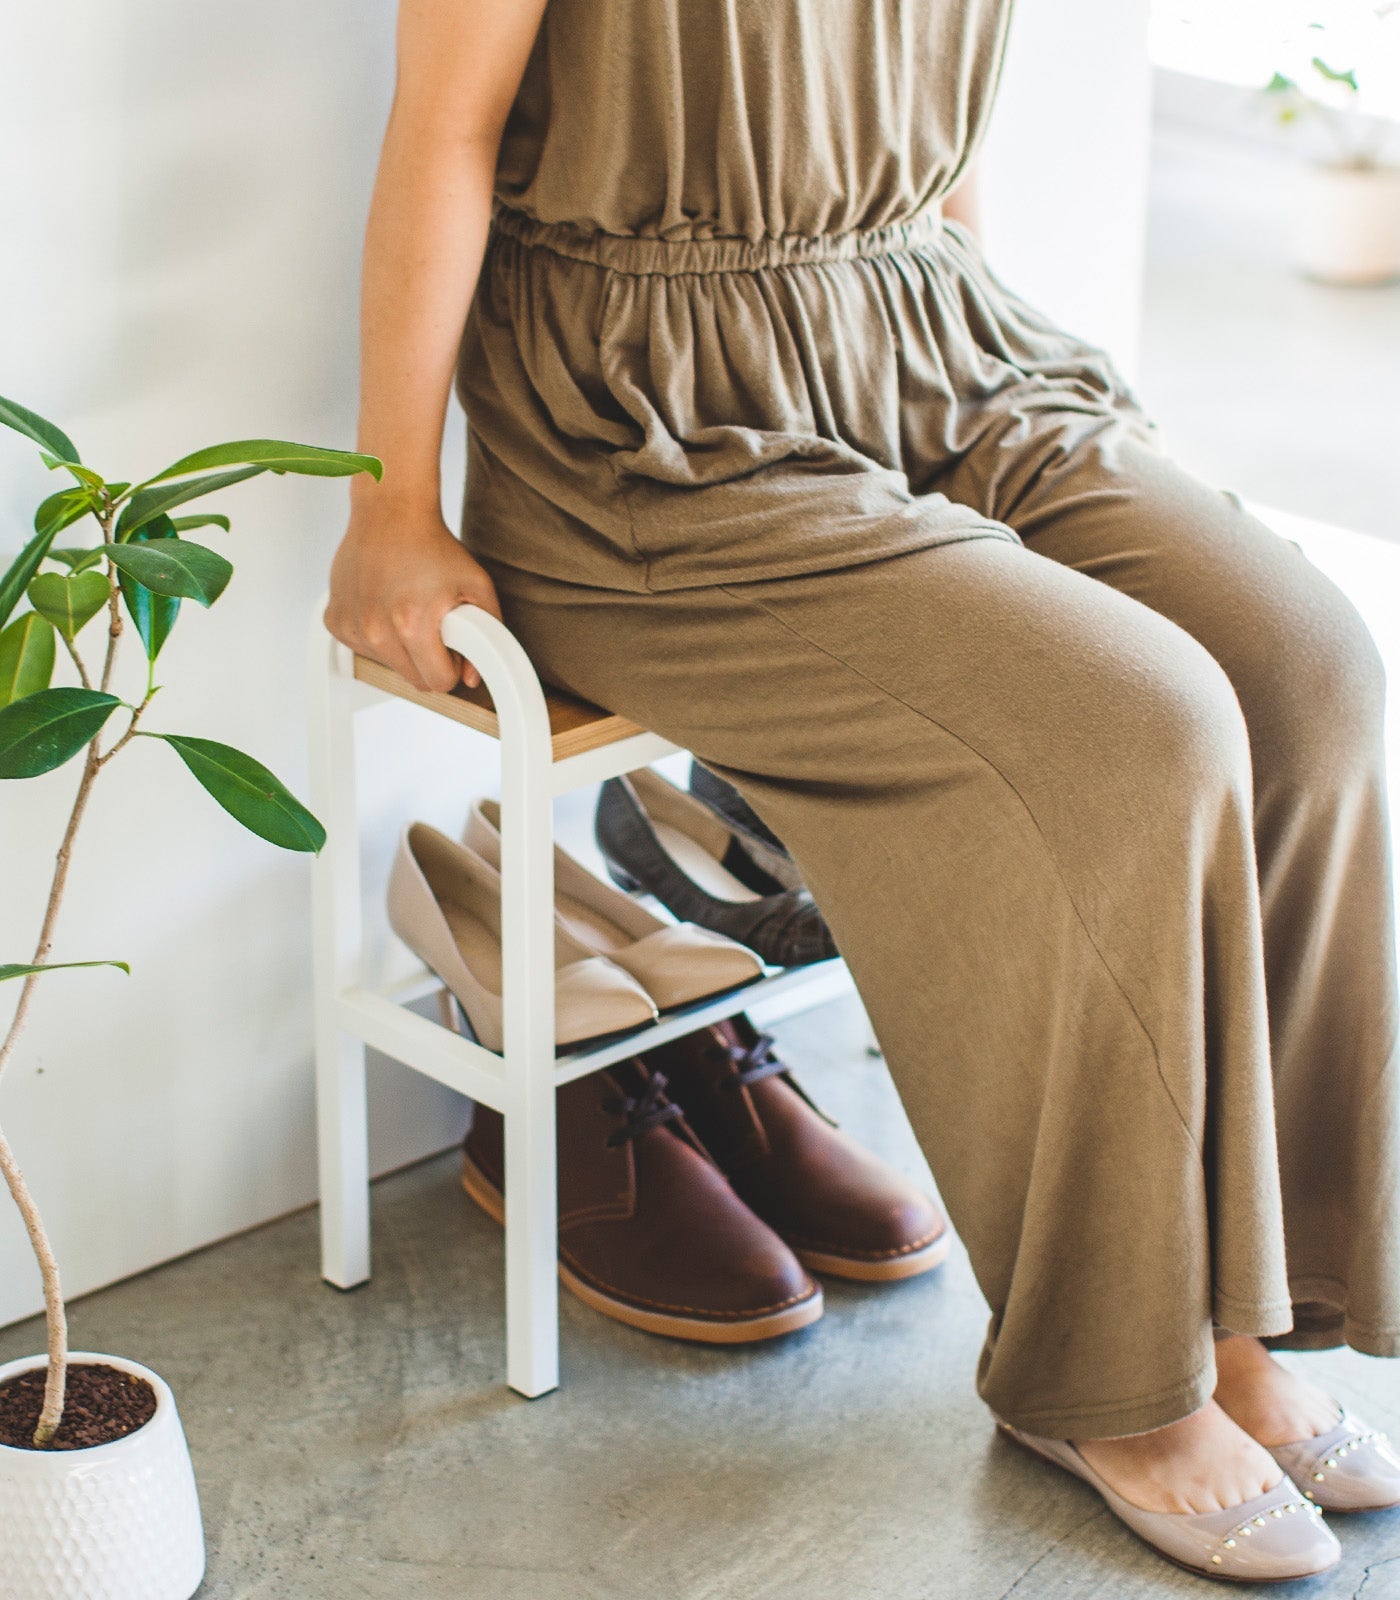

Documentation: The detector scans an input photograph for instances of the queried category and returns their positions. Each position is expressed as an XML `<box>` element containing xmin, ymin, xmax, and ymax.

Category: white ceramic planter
<box><xmin>0</xmin><ymin>1353</ymin><xmax>205</xmax><ymax>1600</ymax></box>
<box><xmin>1292</xmin><ymin>162</ymin><xmax>1400</xmax><ymax>285</ymax></box>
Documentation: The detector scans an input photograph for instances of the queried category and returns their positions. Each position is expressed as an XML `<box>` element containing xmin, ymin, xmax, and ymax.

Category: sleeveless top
<box><xmin>455</xmin><ymin>0</ymin><xmax>1150</xmax><ymax>593</ymax></box>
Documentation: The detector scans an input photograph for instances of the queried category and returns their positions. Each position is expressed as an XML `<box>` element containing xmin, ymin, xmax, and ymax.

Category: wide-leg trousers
<box><xmin>480</xmin><ymin>428</ymin><xmax>1400</xmax><ymax>1438</ymax></box>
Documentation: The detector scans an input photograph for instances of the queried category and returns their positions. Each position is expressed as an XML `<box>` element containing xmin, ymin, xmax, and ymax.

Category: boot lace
<box><xmin>603</xmin><ymin>1069</ymin><xmax>685</xmax><ymax>1148</ymax></box>
<box><xmin>721</xmin><ymin>1030</ymin><xmax>789</xmax><ymax>1092</ymax></box>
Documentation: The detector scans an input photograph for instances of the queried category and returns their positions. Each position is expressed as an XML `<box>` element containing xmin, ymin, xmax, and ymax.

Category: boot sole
<box><xmin>460</xmin><ymin>1152</ymin><xmax>824</xmax><ymax>1345</ymax></box>
<box><xmin>794</xmin><ymin>1228</ymin><xmax>953</xmax><ymax>1283</ymax></box>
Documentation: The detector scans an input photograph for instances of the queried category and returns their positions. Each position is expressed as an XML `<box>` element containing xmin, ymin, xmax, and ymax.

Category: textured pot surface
<box><xmin>1293</xmin><ymin>162</ymin><xmax>1400</xmax><ymax>285</ymax></box>
<box><xmin>0</xmin><ymin>1353</ymin><xmax>205</xmax><ymax>1600</ymax></box>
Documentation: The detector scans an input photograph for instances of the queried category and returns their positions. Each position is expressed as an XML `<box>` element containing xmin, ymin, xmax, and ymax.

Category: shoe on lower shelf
<box><xmin>461</xmin><ymin>1061</ymin><xmax>824</xmax><ymax>1344</ymax></box>
<box><xmin>995</xmin><ymin>1417</ymin><xmax>1340</xmax><ymax>1582</ymax></box>
<box><xmin>641</xmin><ymin>1015</ymin><xmax>951</xmax><ymax>1282</ymax></box>
<box><xmin>387</xmin><ymin>821</ymin><xmax>657</xmax><ymax>1053</ymax></box>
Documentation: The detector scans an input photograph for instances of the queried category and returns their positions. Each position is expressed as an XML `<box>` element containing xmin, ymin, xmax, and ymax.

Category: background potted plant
<box><xmin>1263</xmin><ymin>2</ymin><xmax>1400</xmax><ymax>284</ymax></box>
<box><xmin>0</xmin><ymin>395</ymin><xmax>379</xmax><ymax>1600</ymax></box>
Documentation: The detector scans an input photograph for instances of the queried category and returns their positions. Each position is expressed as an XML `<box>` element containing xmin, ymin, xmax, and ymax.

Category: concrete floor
<box><xmin>4</xmin><ymin>994</ymin><xmax>1400</xmax><ymax>1599</ymax></box>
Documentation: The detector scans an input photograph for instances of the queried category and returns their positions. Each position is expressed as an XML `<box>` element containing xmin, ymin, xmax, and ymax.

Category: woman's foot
<box><xmin>1213</xmin><ymin>1332</ymin><xmax>1342</xmax><ymax>1447</ymax></box>
<box><xmin>1075</xmin><ymin>1400</ymin><xmax>1283</xmax><ymax>1514</ymax></box>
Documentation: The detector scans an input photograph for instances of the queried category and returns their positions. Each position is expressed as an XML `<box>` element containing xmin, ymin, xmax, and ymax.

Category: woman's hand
<box><xmin>324</xmin><ymin>504</ymin><xmax>503</xmax><ymax>692</ymax></box>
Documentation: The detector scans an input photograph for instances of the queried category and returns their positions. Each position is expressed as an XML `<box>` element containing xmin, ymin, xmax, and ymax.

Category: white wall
<box><xmin>980</xmin><ymin>0</ymin><xmax>1155</xmax><ymax>378</ymax></box>
<box><xmin>0</xmin><ymin>0</ymin><xmax>1156</xmax><ymax>1329</ymax></box>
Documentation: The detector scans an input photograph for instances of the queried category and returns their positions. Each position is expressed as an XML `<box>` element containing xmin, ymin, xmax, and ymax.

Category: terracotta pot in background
<box><xmin>0</xmin><ymin>1353</ymin><xmax>205</xmax><ymax>1600</ymax></box>
<box><xmin>1292</xmin><ymin>162</ymin><xmax>1400</xmax><ymax>285</ymax></box>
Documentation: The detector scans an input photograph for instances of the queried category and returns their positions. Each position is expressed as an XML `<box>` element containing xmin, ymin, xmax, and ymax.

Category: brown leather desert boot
<box><xmin>641</xmin><ymin>1016</ymin><xmax>951</xmax><ymax>1282</ymax></box>
<box><xmin>461</xmin><ymin>1060</ymin><xmax>823</xmax><ymax>1343</ymax></box>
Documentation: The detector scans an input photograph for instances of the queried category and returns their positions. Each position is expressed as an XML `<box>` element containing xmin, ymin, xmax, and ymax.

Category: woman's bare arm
<box><xmin>943</xmin><ymin>157</ymin><xmax>983</xmax><ymax>239</ymax></box>
<box><xmin>324</xmin><ymin>0</ymin><xmax>549</xmax><ymax>692</ymax></box>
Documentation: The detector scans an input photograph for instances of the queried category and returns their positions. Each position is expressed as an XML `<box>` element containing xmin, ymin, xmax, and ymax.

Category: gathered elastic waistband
<box><xmin>488</xmin><ymin>201</ymin><xmax>946</xmax><ymax>277</ymax></box>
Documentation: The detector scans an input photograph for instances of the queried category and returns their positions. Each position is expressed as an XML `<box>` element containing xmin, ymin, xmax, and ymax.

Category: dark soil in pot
<box><xmin>0</xmin><ymin>1362</ymin><xmax>157</xmax><ymax>1450</ymax></box>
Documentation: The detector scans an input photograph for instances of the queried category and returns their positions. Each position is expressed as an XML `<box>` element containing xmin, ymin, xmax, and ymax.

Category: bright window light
<box><xmin>1151</xmin><ymin>1</ymin><xmax>1400</xmax><ymax>117</ymax></box>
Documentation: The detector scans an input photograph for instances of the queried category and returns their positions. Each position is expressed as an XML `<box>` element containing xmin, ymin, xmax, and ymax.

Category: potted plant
<box><xmin>1263</xmin><ymin>3</ymin><xmax>1400</xmax><ymax>284</ymax></box>
<box><xmin>0</xmin><ymin>395</ymin><xmax>380</xmax><ymax>1599</ymax></box>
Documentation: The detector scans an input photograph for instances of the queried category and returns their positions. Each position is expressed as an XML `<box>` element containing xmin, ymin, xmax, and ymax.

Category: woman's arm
<box><xmin>943</xmin><ymin>157</ymin><xmax>982</xmax><ymax>240</ymax></box>
<box><xmin>324</xmin><ymin>0</ymin><xmax>549</xmax><ymax>692</ymax></box>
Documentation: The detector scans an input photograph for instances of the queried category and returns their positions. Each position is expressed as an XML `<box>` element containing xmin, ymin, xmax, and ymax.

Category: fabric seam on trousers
<box><xmin>606</xmin><ymin>452</ymin><xmax>655</xmax><ymax>590</ymax></box>
<box><xmin>717</xmin><ymin>579</ymin><xmax>1203</xmax><ymax>1157</ymax></box>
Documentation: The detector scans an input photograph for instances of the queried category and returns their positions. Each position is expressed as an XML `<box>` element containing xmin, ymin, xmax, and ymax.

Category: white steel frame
<box><xmin>308</xmin><ymin>601</ymin><xmax>850</xmax><ymax>1398</ymax></box>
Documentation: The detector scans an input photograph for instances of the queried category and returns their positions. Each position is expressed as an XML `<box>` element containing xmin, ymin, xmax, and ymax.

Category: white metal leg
<box><xmin>308</xmin><ymin>629</ymin><xmax>371</xmax><ymax>1289</ymax></box>
<box><xmin>442</xmin><ymin>608</ymin><xmax>561</xmax><ymax>1397</ymax></box>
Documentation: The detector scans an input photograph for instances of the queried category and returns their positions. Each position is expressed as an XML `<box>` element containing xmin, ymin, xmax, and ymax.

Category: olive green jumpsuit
<box><xmin>452</xmin><ymin>0</ymin><xmax>1400</xmax><ymax>1436</ymax></box>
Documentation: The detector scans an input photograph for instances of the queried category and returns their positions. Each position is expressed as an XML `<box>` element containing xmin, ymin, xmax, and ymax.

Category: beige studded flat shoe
<box><xmin>464</xmin><ymin>796</ymin><xmax>765</xmax><ymax>1010</ymax></box>
<box><xmin>1268</xmin><ymin>1403</ymin><xmax>1400</xmax><ymax>1513</ymax></box>
<box><xmin>387</xmin><ymin>822</ymin><xmax>658</xmax><ymax>1052</ymax></box>
<box><xmin>995</xmin><ymin>1418</ymin><xmax>1340</xmax><ymax>1582</ymax></box>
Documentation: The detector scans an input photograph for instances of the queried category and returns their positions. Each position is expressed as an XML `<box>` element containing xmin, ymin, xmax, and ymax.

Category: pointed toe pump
<box><xmin>463</xmin><ymin>796</ymin><xmax>765</xmax><ymax>1011</ymax></box>
<box><xmin>387</xmin><ymin>821</ymin><xmax>658</xmax><ymax>1052</ymax></box>
<box><xmin>995</xmin><ymin>1418</ymin><xmax>1341</xmax><ymax>1583</ymax></box>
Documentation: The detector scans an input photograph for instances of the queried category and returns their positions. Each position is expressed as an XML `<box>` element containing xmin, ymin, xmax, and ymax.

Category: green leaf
<box><xmin>0</xmin><ymin>959</ymin><xmax>129</xmax><ymax>982</ymax></box>
<box><xmin>34</xmin><ymin>485</ymin><xmax>99</xmax><ymax>539</ymax></box>
<box><xmin>0</xmin><ymin>613</ymin><xmax>56</xmax><ymax>707</ymax></box>
<box><xmin>149</xmin><ymin>734</ymin><xmax>326</xmax><ymax>852</ymax></box>
<box><xmin>145</xmin><ymin>438</ymin><xmax>382</xmax><ymax>485</ymax></box>
<box><xmin>0</xmin><ymin>687</ymin><xmax>119</xmax><ymax>778</ymax></box>
<box><xmin>0</xmin><ymin>396</ymin><xmax>80</xmax><ymax>465</ymax></box>
<box><xmin>47</xmin><ymin>547</ymin><xmax>106</xmax><ymax>573</ymax></box>
<box><xmin>1265</xmin><ymin>71</ymin><xmax>1300</xmax><ymax>94</ymax></box>
<box><xmin>115</xmin><ymin>466</ymin><xmax>264</xmax><ymax>541</ymax></box>
<box><xmin>106</xmin><ymin>539</ymin><xmax>232</xmax><ymax>606</ymax></box>
<box><xmin>27</xmin><ymin>571</ymin><xmax>110</xmax><ymax>642</ymax></box>
<box><xmin>168</xmin><ymin>513</ymin><xmax>231</xmax><ymax>534</ymax></box>
<box><xmin>0</xmin><ymin>527</ymin><xmax>59</xmax><ymax>632</ymax></box>
<box><xmin>117</xmin><ymin>516</ymin><xmax>180</xmax><ymax>662</ymax></box>
<box><xmin>1311</xmin><ymin>56</ymin><xmax>1359</xmax><ymax>91</ymax></box>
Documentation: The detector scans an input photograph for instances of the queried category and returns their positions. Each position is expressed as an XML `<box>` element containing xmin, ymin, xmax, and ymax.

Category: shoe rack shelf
<box><xmin>308</xmin><ymin>601</ymin><xmax>851</xmax><ymax>1399</ymax></box>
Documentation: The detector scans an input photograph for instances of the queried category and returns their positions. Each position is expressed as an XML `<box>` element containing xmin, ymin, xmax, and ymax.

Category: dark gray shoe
<box><xmin>687</xmin><ymin>761</ymin><xmax>806</xmax><ymax>892</ymax></box>
<box><xmin>595</xmin><ymin>769</ymin><xmax>838</xmax><ymax>968</ymax></box>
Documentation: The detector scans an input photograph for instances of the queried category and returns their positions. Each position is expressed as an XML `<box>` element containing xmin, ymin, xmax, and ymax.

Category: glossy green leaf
<box><xmin>114</xmin><ymin>466</ymin><xmax>263</xmax><ymax>541</ymax></box>
<box><xmin>117</xmin><ymin>517</ymin><xmax>180</xmax><ymax>661</ymax></box>
<box><xmin>145</xmin><ymin>439</ymin><xmax>382</xmax><ymax>485</ymax></box>
<box><xmin>106</xmin><ymin>540</ymin><xmax>232</xmax><ymax>606</ymax></box>
<box><xmin>0</xmin><ymin>528</ymin><xmax>59</xmax><ymax>632</ymax></box>
<box><xmin>47</xmin><ymin>547</ymin><xmax>106</xmax><ymax>573</ymax></box>
<box><xmin>151</xmin><ymin>734</ymin><xmax>326</xmax><ymax>852</ymax></box>
<box><xmin>34</xmin><ymin>485</ymin><xmax>99</xmax><ymax>539</ymax></box>
<box><xmin>0</xmin><ymin>959</ymin><xmax>129</xmax><ymax>982</ymax></box>
<box><xmin>0</xmin><ymin>687</ymin><xmax>119</xmax><ymax>778</ymax></box>
<box><xmin>168</xmin><ymin>514</ymin><xmax>231</xmax><ymax>534</ymax></box>
<box><xmin>0</xmin><ymin>613</ymin><xmax>56</xmax><ymax>707</ymax></box>
<box><xmin>0</xmin><ymin>396</ymin><xmax>80</xmax><ymax>465</ymax></box>
<box><xmin>27</xmin><ymin>571</ymin><xmax>110</xmax><ymax>642</ymax></box>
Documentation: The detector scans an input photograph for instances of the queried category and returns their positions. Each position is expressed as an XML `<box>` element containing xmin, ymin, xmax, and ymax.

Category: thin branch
<box><xmin>60</xmin><ymin>632</ymin><xmax>92</xmax><ymax>692</ymax></box>
<box><xmin>97</xmin><ymin>504</ymin><xmax>122</xmax><ymax>696</ymax></box>
<box><xmin>0</xmin><ymin>1124</ymin><xmax>67</xmax><ymax>1445</ymax></box>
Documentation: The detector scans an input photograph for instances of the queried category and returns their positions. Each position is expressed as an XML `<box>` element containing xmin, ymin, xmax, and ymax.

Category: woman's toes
<box><xmin>1214</xmin><ymin>1334</ymin><xmax>1345</xmax><ymax>1447</ymax></box>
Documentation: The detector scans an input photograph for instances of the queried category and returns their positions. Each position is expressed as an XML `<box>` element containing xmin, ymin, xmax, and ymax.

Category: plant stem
<box><xmin>99</xmin><ymin>506</ymin><xmax>122</xmax><ymax>695</ymax></box>
<box><xmin>0</xmin><ymin>495</ymin><xmax>123</xmax><ymax>1445</ymax></box>
<box><xmin>60</xmin><ymin>633</ymin><xmax>92</xmax><ymax>692</ymax></box>
<box><xmin>0</xmin><ymin>1124</ymin><xmax>67</xmax><ymax>1445</ymax></box>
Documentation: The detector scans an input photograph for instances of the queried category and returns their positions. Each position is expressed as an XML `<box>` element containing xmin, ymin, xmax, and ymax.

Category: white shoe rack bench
<box><xmin>308</xmin><ymin>602</ymin><xmax>852</xmax><ymax>1398</ymax></box>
